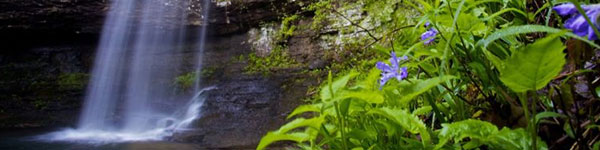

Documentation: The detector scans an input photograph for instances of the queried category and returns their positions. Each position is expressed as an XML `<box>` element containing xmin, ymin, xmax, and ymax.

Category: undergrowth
<box><xmin>256</xmin><ymin>0</ymin><xmax>600</xmax><ymax>150</ymax></box>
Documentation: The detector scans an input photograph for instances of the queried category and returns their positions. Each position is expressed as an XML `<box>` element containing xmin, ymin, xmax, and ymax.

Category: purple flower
<box><xmin>421</xmin><ymin>22</ymin><xmax>438</xmax><ymax>44</ymax></box>
<box><xmin>376</xmin><ymin>51</ymin><xmax>408</xmax><ymax>89</ymax></box>
<box><xmin>421</xmin><ymin>28</ymin><xmax>438</xmax><ymax>44</ymax></box>
<box><xmin>553</xmin><ymin>3</ymin><xmax>600</xmax><ymax>40</ymax></box>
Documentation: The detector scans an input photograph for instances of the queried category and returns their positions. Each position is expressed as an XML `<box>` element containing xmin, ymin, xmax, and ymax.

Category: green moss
<box><xmin>174</xmin><ymin>72</ymin><xmax>198</xmax><ymax>91</ymax></box>
<box><xmin>57</xmin><ymin>73</ymin><xmax>89</xmax><ymax>90</ymax></box>
<box><xmin>276</xmin><ymin>14</ymin><xmax>300</xmax><ymax>42</ymax></box>
<box><xmin>200</xmin><ymin>67</ymin><xmax>217</xmax><ymax>78</ymax></box>
<box><xmin>174</xmin><ymin>67</ymin><xmax>217</xmax><ymax>91</ymax></box>
<box><xmin>244</xmin><ymin>46</ymin><xmax>300</xmax><ymax>76</ymax></box>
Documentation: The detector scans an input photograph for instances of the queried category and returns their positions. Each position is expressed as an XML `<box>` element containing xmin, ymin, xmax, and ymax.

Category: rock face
<box><xmin>170</xmin><ymin>33</ymin><xmax>314</xmax><ymax>148</ymax></box>
<box><xmin>0</xmin><ymin>0</ymin><xmax>303</xmax><ymax>47</ymax></box>
<box><xmin>0</xmin><ymin>45</ymin><xmax>94</xmax><ymax>129</ymax></box>
<box><xmin>0</xmin><ymin>0</ymin><xmax>313</xmax><ymax>148</ymax></box>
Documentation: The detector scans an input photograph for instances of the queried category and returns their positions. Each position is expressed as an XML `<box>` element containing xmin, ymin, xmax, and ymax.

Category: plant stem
<box><xmin>532</xmin><ymin>91</ymin><xmax>539</xmax><ymax>150</ymax></box>
<box><xmin>518</xmin><ymin>92</ymin><xmax>533</xmax><ymax>149</ymax></box>
<box><xmin>333</xmin><ymin>101</ymin><xmax>348</xmax><ymax>150</ymax></box>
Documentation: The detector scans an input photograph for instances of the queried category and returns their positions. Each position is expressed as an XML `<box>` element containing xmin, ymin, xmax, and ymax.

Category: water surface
<box><xmin>0</xmin><ymin>128</ymin><xmax>199</xmax><ymax>150</ymax></box>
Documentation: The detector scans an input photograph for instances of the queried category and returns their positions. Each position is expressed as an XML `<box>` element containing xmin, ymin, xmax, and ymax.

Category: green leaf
<box><xmin>564</xmin><ymin>122</ymin><xmax>575</xmax><ymax>138</ymax></box>
<box><xmin>398</xmin><ymin>76</ymin><xmax>456</xmax><ymax>105</ymax></box>
<box><xmin>412</xmin><ymin>106</ymin><xmax>433</xmax><ymax>116</ymax></box>
<box><xmin>287</xmin><ymin>104</ymin><xmax>322</xmax><ymax>119</ymax></box>
<box><xmin>333</xmin><ymin>90</ymin><xmax>385</xmax><ymax>104</ymax></box>
<box><xmin>436</xmin><ymin>119</ymin><xmax>499</xmax><ymax>149</ymax></box>
<box><xmin>477</xmin><ymin>25</ymin><xmax>600</xmax><ymax>49</ymax></box>
<box><xmin>257</xmin><ymin>117</ymin><xmax>325</xmax><ymax>150</ymax></box>
<box><xmin>534</xmin><ymin>111</ymin><xmax>566</xmax><ymax>124</ymax></box>
<box><xmin>369</xmin><ymin>107</ymin><xmax>431</xmax><ymax>145</ymax></box>
<box><xmin>277</xmin><ymin>117</ymin><xmax>325</xmax><ymax>134</ymax></box>
<box><xmin>483</xmin><ymin>49</ymin><xmax>505</xmax><ymax>69</ymax></box>
<box><xmin>499</xmin><ymin>35</ymin><xmax>566</xmax><ymax>92</ymax></box>
<box><xmin>595</xmin><ymin>86</ymin><xmax>600</xmax><ymax>98</ymax></box>
<box><xmin>491</xmin><ymin>128</ymin><xmax>548</xmax><ymax>150</ymax></box>
<box><xmin>321</xmin><ymin>71</ymin><xmax>358</xmax><ymax>101</ymax></box>
<box><xmin>257</xmin><ymin>132</ymin><xmax>310</xmax><ymax>150</ymax></box>
<box><xmin>354</xmin><ymin>69</ymin><xmax>381</xmax><ymax>90</ymax></box>
<box><xmin>435</xmin><ymin>119</ymin><xmax>548</xmax><ymax>150</ymax></box>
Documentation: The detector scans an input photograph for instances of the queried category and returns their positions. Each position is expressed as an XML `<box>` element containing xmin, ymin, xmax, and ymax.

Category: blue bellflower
<box><xmin>376</xmin><ymin>51</ymin><xmax>408</xmax><ymax>89</ymax></box>
<box><xmin>421</xmin><ymin>22</ymin><xmax>438</xmax><ymax>44</ymax></box>
<box><xmin>553</xmin><ymin>3</ymin><xmax>600</xmax><ymax>40</ymax></box>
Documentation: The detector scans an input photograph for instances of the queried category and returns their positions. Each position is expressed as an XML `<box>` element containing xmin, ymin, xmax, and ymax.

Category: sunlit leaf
<box><xmin>369</xmin><ymin>107</ymin><xmax>431</xmax><ymax>145</ymax></box>
<box><xmin>398</xmin><ymin>76</ymin><xmax>456</xmax><ymax>105</ymax></box>
<box><xmin>287</xmin><ymin>104</ymin><xmax>322</xmax><ymax>119</ymax></box>
<box><xmin>257</xmin><ymin>132</ymin><xmax>310</xmax><ymax>150</ymax></box>
<box><xmin>333</xmin><ymin>90</ymin><xmax>384</xmax><ymax>104</ymax></box>
<box><xmin>321</xmin><ymin>71</ymin><xmax>358</xmax><ymax>101</ymax></box>
<box><xmin>499</xmin><ymin>35</ymin><xmax>566</xmax><ymax>92</ymax></box>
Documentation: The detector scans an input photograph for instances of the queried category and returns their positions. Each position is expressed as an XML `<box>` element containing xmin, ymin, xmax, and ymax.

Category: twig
<box><xmin>330</xmin><ymin>8</ymin><xmax>379</xmax><ymax>41</ymax></box>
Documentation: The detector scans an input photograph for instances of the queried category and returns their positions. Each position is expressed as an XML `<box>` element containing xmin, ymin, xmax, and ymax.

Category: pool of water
<box><xmin>0</xmin><ymin>128</ymin><xmax>200</xmax><ymax>150</ymax></box>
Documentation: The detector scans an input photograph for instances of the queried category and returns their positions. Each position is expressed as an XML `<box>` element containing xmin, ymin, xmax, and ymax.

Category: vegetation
<box><xmin>245</xmin><ymin>46</ymin><xmax>300</xmax><ymax>76</ymax></box>
<box><xmin>173</xmin><ymin>67</ymin><xmax>217</xmax><ymax>90</ymax></box>
<box><xmin>174</xmin><ymin>72</ymin><xmax>197</xmax><ymax>90</ymax></box>
<box><xmin>258</xmin><ymin>0</ymin><xmax>600</xmax><ymax>149</ymax></box>
<box><xmin>57</xmin><ymin>73</ymin><xmax>89</xmax><ymax>90</ymax></box>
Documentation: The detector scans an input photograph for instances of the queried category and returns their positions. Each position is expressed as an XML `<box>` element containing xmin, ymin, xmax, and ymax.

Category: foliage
<box><xmin>174</xmin><ymin>72</ymin><xmax>198</xmax><ymax>90</ymax></box>
<box><xmin>499</xmin><ymin>34</ymin><xmax>566</xmax><ymax>92</ymax></box>
<box><xmin>245</xmin><ymin>46</ymin><xmax>299</xmax><ymax>75</ymax></box>
<box><xmin>276</xmin><ymin>14</ymin><xmax>300</xmax><ymax>42</ymax></box>
<box><xmin>57</xmin><ymin>73</ymin><xmax>89</xmax><ymax>90</ymax></box>
<box><xmin>258</xmin><ymin>0</ymin><xmax>600</xmax><ymax>149</ymax></box>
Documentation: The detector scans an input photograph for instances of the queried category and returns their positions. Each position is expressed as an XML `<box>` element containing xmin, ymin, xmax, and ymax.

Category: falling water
<box><xmin>39</xmin><ymin>0</ymin><xmax>213</xmax><ymax>143</ymax></box>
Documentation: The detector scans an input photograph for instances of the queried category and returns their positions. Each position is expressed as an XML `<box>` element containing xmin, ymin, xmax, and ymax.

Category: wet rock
<box><xmin>168</xmin><ymin>31</ymin><xmax>311</xmax><ymax>149</ymax></box>
<box><xmin>0</xmin><ymin>45</ymin><xmax>93</xmax><ymax>129</ymax></box>
<box><xmin>0</xmin><ymin>0</ymin><xmax>314</xmax><ymax>148</ymax></box>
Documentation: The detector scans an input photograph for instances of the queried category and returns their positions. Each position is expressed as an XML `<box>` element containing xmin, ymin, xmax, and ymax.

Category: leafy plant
<box><xmin>245</xmin><ymin>46</ymin><xmax>300</xmax><ymax>75</ymax></box>
<box><xmin>174</xmin><ymin>72</ymin><xmax>198</xmax><ymax>90</ymax></box>
<box><xmin>257</xmin><ymin>0</ymin><xmax>600</xmax><ymax>149</ymax></box>
<box><xmin>498</xmin><ymin>34</ymin><xmax>566</xmax><ymax>92</ymax></box>
<box><xmin>57</xmin><ymin>73</ymin><xmax>89</xmax><ymax>90</ymax></box>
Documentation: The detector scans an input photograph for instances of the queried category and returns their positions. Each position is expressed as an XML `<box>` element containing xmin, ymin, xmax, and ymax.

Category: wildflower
<box><xmin>421</xmin><ymin>22</ymin><xmax>438</xmax><ymax>44</ymax></box>
<box><xmin>553</xmin><ymin>3</ymin><xmax>600</xmax><ymax>40</ymax></box>
<box><xmin>376</xmin><ymin>51</ymin><xmax>408</xmax><ymax>89</ymax></box>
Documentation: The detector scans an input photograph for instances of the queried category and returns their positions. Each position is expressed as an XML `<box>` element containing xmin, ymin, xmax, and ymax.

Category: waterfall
<box><xmin>39</xmin><ymin>0</ymin><xmax>213</xmax><ymax>143</ymax></box>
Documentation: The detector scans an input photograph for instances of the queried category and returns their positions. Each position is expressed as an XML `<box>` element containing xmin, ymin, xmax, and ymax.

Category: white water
<box><xmin>39</xmin><ymin>87</ymin><xmax>216</xmax><ymax>143</ymax></box>
<box><xmin>39</xmin><ymin>0</ymin><xmax>213</xmax><ymax>143</ymax></box>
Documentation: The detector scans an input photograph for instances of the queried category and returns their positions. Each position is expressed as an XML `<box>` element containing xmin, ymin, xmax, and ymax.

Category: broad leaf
<box><xmin>398</xmin><ymin>76</ymin><xmax>456</xmax><ymax>105</ymax></box>
<box><xmin>437</xmin><ymin>119</ymin><xmax>499</xmax><ymax>149</ymax></box>
<box><xmin>436</xmin><ymin>119</ymin><xmax>548</xmax><ymax>150</ymax></box>
<box><xmin>491</xmin><ymin>128</ymin><xmax>548</xmax><ymax>150</ymax></box>
<box><xmin>257</xmin><ymin>132</ymin><xmax>309</xmax><ymax>150</ymax></box>
<box><xmin>321</xmin><ymin>72</ymin><xmax>358</xmax><ymax>101</ymax></box>
<box><xmin>257</xmin><ymin>117</ymin><xmax>325</xmax><ymax>150</ymax></box>
<box><xmin>499</xmin><ymin>35</ymin><xmax>566</xmax><ymax>92</ymax></box>
<box><xmin>369</xmin><ymin>107</ymin><xmax>431</xmax><ymax>144</ymax></box>
<box><xmin>287</xmin><ymin>104</ymin><xmax>322</xmax><ymax>119</ymax></box>
<box><xmin>277</xmin><ymin>117</ymin><xmax>324</xmax><ymax>134</ymax></box>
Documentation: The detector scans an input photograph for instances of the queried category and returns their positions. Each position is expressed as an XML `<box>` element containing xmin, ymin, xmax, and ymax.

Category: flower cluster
<box><xmin>376</xmin><ymin>51</ymin><xmax>408</xmax><ymax>89</ymax></box>
<box><xmin>421</xmin><ymin>22</ymin><xmax>438</xmax><ymax>44</ymax></box>
<box><xmin>553</xmin><ymin>3</ymin><xmax>600</xmax><ymax>40</ymax></box>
